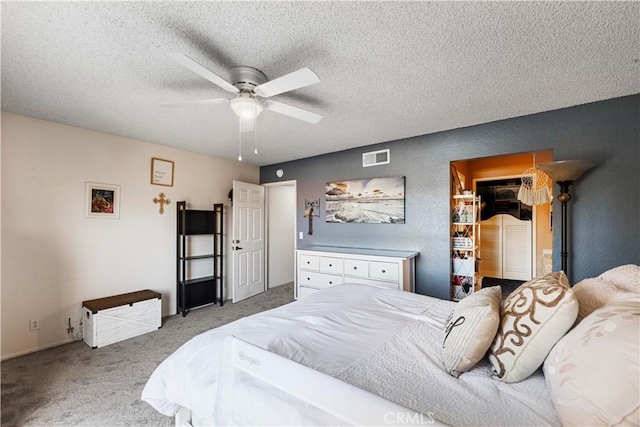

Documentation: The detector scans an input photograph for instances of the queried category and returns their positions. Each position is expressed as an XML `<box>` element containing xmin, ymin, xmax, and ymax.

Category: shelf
<box><xmin>177</xmin><ymin>201</ymin><xmax>224</xmax><ymax>316</ymax></box>
<box><xmin>181</xmin><ymin>254</ymin><xmax>215</xmax><ymax>260</ymax></box>
<box><xmin>181</xmin><ymin>278</ymin><xmax>216</xmax><ymax>310</ymax></box>
<box><xmin>183</xmin><ymin>276</ymin><xmax>214</xmax><ymax>286</ymax></box>
<box><xmin>451</xmin><ymin>193</ymin><xmax>481</xmax><ymax>301</ymax></box>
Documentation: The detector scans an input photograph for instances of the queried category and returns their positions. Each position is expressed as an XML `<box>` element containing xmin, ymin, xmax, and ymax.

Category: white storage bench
<box><xmin>82</xmin><ymin>290</ymin><xmax>162</xmax><ymax>349</ymax></box>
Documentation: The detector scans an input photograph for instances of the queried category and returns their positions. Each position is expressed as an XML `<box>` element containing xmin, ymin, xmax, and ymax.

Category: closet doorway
<box><xmin>452</xmin><ymin>151</ymin><xmax>553</xmax><ymax>280</ymax></box>
<box><xmin>475</xmin><ymin>176</ymin><xmax>533</xmax><ymax>281</ymax></box>
<box><xmin>264</xmin><ymin>181</ymin><xmax>297</xmax><ymax>290</ymax></box>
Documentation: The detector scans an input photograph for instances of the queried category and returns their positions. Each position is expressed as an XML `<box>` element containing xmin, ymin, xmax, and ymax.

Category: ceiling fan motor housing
<box><xmin>230</xmin><ymin>66</ymin><xmax>267</xmax><ymax>92</ymax></box>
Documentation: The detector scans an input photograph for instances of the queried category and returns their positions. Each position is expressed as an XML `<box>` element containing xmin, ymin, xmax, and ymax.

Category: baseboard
<box><xmin>1</xmin><ymin>338</ymin><xmax>76</xmax><ymax>361</ymax></box>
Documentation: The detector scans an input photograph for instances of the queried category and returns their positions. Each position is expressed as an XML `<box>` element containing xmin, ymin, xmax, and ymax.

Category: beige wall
<box><xmin>1</xmin><ymin>113</ymin><xmax>259</xmax><ymax>359</ymax></box>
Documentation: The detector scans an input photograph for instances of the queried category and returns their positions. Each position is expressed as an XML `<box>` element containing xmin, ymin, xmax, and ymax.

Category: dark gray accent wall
<box><xmin>261</xmin><ymin>95</ymin><xmax>639</xmax><ymax>300</ymax></box>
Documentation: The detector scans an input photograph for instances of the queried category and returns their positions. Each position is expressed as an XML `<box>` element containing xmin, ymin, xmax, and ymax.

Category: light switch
<box><xmin>299</xmin><ymin>232</ymin><xmax>304</xmax><ymax>240</ymax></box>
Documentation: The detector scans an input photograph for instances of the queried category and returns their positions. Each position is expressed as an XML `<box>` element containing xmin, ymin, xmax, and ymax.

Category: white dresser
<box><xmin>295</xmin><ymin>246</ymin><xmax>419</xmax><ymax>299</ymax></box>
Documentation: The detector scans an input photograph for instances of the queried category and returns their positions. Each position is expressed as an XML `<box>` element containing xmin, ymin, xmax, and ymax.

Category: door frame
<box><xmin>473</xmin><ymin>174</ymin><xmax>537</xmax><ymax>279</ymax></box>
<box><xmin>263</xmin><ymin>180</ymin><xmax>297</xmax><ymax>290</ymax></box>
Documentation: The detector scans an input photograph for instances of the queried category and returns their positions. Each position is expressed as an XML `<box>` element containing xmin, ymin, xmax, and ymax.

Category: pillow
<box><xmin>488</xmin><ymin>271</ymin><xmax>578</xmax><ymax>383</ymax></box>
<box><xmin>572</xmin><ymin>277</ymin><xmax>627</xmax><ymax>323</ymax></box>
<box><xmin>442</xmin><ymin>286</ymin><xmax>502</xmax><ymax>377</ymax></box>
<box><xmin>599</xmin><ymin>264</ymin><xmax>640</xmax><ymax>294</ymax></box>
<box><xmin>544</xmin><ymin>295</ymin><xmax>640</xmax><ymax>426</ymax></box>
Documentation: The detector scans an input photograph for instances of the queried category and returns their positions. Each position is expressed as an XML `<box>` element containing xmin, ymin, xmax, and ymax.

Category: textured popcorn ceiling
<box><xmin>2</xmin><ymin>2</ymin><xmax>639</xmax><ymax>166</ymax></box>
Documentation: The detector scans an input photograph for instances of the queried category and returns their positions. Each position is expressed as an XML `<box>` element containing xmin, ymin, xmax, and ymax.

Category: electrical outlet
<box><xmin>29</xmin><ymin>319</ymin><xmax>39</xmax><ymax>331</ymax></box>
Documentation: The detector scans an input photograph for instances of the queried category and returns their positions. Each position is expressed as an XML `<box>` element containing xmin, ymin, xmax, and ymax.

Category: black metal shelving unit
<box><xmin>177</xmin><ymin>201</ymin><xmax>224</xmax><ymax>317</ymax></box>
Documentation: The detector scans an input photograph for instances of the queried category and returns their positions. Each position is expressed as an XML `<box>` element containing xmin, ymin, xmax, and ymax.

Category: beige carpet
<box><xmin>1</xmin><ymin>283</ymin><xmax>294</xmax><ymax>426</ymax></box>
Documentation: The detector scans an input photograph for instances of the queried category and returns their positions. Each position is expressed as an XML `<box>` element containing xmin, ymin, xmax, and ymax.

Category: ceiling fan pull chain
<box><xmin>254</xmin><ymin>102</ymin><xmax>259</xmax><ymax>155</ymax></box>
<box><xmin>238</xmin><ymin>118</ymin><xmax>243</xmax><ymax>161</ymax></box>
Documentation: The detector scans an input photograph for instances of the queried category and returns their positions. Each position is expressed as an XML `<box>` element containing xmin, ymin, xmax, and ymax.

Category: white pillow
<box><xmin>488</xmin><ymin>271</ymin><xmax>578</xmax><ymax>383</ymax></box>
<box><xmin>544</xmin><ymin>295</ymin><xmax>640</xmax><ymax>426</ymax></box>
<box><xmin>572</xmin><ymin>277</ymin><xmax>627</xmax><ymax>323</ymax></box>
<box><xmin>599</xmin><ymin>264</ymin><xmax>640</xmax><ymax>294</ymax></box>
<box><xmin>442</xmin><ymin>286</ymin><xmax>502</xmax><ymax>377</ymax></box>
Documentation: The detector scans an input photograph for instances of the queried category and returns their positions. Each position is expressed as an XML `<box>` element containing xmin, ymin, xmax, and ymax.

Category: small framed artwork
<box><xmin>85</xmin><ymin>182</ymin><xmax>120</xmax><ymax>219</ymax></box>
<box><xmin>150</xmin><ymin>157</ymin><xmax>174</xmax><ymax>187</ymax></box>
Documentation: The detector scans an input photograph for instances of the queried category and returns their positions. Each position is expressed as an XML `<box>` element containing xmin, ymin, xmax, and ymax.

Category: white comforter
<box><xmin>142</xmin><ymin>284</ymin><xmax>560</xmax><ymax>426</ymax></box>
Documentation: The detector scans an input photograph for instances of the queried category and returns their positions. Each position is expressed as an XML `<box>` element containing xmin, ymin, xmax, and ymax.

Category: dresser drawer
<box><xmin>320</xmin><ymin>257</ymin><xmax>343</xmax><ymax>274</ymax></box>
<box><xmin>344</xmin><ymin>258</ymin><xmax>369</xmax><ymax>278</ymax></box>
<box><xmin>299</xmin><ymin>254</ymin><xmax>320</xmax><ymax>271</ymax></box>
<box><xmin>298</xmin><ymin>271</ymin><xmax>343</xmax><ymax>289</ymax></box>
<box><xmin>370</xmin><ymin>261</ymin><xmax>399</xmax><ymax>281</ymax></box>
<box><xmin>347</xmin><ymin>277</ymin><xmax>400</xmax><ymax>290</ymax></box>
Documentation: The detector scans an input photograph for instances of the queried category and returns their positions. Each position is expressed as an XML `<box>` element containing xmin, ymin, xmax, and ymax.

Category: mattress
<box><xmin>142</xmin><ymin>284</ymin><xmax>560</xmax><ymax>426</ymax></box>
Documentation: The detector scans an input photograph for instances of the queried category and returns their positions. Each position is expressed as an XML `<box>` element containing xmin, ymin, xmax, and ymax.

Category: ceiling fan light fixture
<box><xmin>230</xmin><ymin>96</ymin><xmax>263</xmax><ymax>120</ymax></box>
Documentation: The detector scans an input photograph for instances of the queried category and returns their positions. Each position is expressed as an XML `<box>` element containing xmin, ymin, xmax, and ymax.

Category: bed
<box><xmin>142</xmin><ymin>266</ymin><xmax>639</xmax><ymax>426</ymax></box>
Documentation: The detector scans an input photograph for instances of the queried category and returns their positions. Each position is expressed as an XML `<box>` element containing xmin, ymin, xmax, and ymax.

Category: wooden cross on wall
<box><xmin>153</xmin><ymin>193</ymin><xmax>171</xmax><ymax>214</ymax></box>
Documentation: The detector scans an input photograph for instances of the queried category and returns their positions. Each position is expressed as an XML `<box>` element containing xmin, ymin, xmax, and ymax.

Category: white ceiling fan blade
<box><xmin>264</xmin><ymin>100</ymin><xmax>322</xmax><ymax>124</ymax></box>
<box><xmin>168</xmin><ymin>53</ymin><xmax>239</xmax><ymax>94</ymax></box>
<box><xmin>254</xmin><ymin>68</ymin><xmax>320</xmax><ymax>98</ymax></box>
<box><xmin>161</xmin><ymin>98</ymin><xmax>229</xmax><ymax>106</ymax></box>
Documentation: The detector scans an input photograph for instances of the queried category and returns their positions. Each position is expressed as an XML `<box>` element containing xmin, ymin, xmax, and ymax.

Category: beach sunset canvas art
<box><xmin>325</xmin><ymin>176</ymin><xmax>405</xmax><ymax>224</ymax></box>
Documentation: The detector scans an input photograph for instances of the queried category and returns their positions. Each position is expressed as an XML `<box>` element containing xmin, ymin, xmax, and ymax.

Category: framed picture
<box><xmin>325</xmin><ymin>176</ymin><xmax>405</xmax><ymax>223</ymax></box>
<box><xmin>150</xmin><ymin>157</ymin><xmax>174</xmax><ymax>187</ymax></box>
<box><xmin>85</xmin><ymin>182</ymin><xmax>120</xmax><ymax>219</ymax></box>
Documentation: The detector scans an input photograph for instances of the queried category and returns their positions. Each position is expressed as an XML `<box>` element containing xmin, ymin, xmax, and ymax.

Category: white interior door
<box><xmin>232</xmin><ymin>181</ymin><xmax>265</xmax><ymax>303</ymax></box>
<box><xmin>480</xmin><ymin>214</ymin><xmax>532</xmax><ymax>281</ymax></box>
<box><xmin>479</xmin><ymin>215</ymin><xmax>502</xmax><ymax>278</ymax></box>
<box><xmin>502</xmin><ymin>215</ymin><xmax>532</xmax><ymax>281</ymax></box>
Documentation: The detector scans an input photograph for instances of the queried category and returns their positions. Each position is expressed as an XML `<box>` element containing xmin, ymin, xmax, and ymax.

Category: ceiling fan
<box><xmin>165</xmin><ymin>53</ymin><xmax>323</xmax><ymax>131</ymax></box>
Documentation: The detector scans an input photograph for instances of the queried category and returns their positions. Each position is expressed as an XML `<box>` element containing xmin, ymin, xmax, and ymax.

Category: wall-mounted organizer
<box><xmin>304</xmin><ymin>199</ymin><xmax>320</xmax><ymax>216</ymax></box>
<box><xmin>304</xmin><ymin>198</ymin><xmax>320</xmax><ymax>235</ymax></box>
<box><xmin>451</xmin><ymin>193</ymin><xmax>482</xmax><ymax>301</ymax></box>
<box><xmin>177</xmin><ymin>201</ymin><xmax>224</xmax><ymax>317</ymax></box>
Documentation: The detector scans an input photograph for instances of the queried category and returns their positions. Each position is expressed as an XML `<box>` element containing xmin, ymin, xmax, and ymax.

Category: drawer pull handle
<box><xmin>353</xmin><ymin>266</ymin><xmax>357</xmax><ymax>270</ymax></box>
<box><xmin>329</xmin><ymin>281</ymin><xmax>333</xmax><ymax>284</ymax></box>
<box><xmin>329</xmin><ymin>264</ymin><xmax>332</xmax><ymax>267</ymax></box>
<box><xmin>307</xmin><ymin>277</ymin><xmax>310</xmax><ymax>280</ymax></box>
<box><xmin>307</xmin><ymin>261</ymin><xmax>310</xmax><ymax>264</ymax></box>
<box><xmin>382</xmin><ymin>270</ymin><xmax>386</xmax><ymax>273</ymax></box>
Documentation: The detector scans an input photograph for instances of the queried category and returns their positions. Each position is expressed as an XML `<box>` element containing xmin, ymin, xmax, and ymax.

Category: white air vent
<box><xmin>362</xmin><ymin>149</ymin><xmax>390</xmax><ymax>167</ymax></box>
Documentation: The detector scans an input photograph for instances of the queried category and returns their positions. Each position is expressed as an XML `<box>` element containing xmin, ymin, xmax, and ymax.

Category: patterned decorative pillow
<box><xmin>544</xmin><ymin>295</ymin><xmax>640</xmax><ymax>426</ymax></box>
<box><xmin>599</xmin><ymin>264</ymin><xmax>640</xmax><ymax>294</ymax></box>
<box><xmin>572</xmin><ymin>277</ymin><xmax>627</xmax><ymax>323</ymax></box>
<box><xmin>442</xmin><ymin>286</ymin><xmax>502</xmax><ymax>377</ymax></box>
<box><xmin>488</xmin><ymin>271</ymin><xmax>578</xmax><ymax>383</ymax></box>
